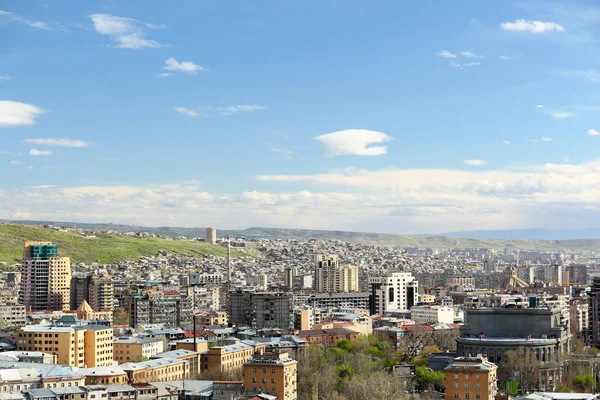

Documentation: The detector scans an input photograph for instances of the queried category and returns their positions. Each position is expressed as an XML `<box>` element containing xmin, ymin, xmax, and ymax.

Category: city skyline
<box><xmin>2</xmin><ymin>1</ymin><xmax>600</xmax><ymax>234</ymax></box>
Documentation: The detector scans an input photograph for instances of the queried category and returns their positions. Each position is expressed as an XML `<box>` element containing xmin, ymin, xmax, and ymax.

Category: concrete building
<box><xmin>17</xmin><ymin>322</ymin><xmax>113</xmax><ymax>368</ymax></box>
<box><xmin>284</xmin><ymin>267</ymin><xmax>296</xmax><ymax>291</ymax></box>
<box><xmin>124</xmin><ymin>290</ymin><xmax>192</xmax><ymax>328</ymax></box>
<box><xmin>113</xmin><ymin>336</ymin><xmax>164</xmax><ymax>363</ymax></box>
<box><xmin>247</xmin><ymin>275</ymin><xmax>268</xmax><ymax>291</ymax></box>
<box><xmin>313</xmin><ymin>255</ymin><xmax>359</xmax><ymax>293</ymax></box>
<box><xmin>444</xmin><ymin>356</ymin><xmax>497</xmax><ymax>400</ymax></box>
<box><xmin>589</xmin><ymin>277</ymin><xmax>600</xmax><ymax>345</ymax></box>
<box><xmin>120</xmin><ymin>358</ymin><xmax>188</xmax><ymax>384</ymax></box>
<box><xmin>229</xmin><ymin>291</ymin><xmax>293</xmax><ymax>330</ymax></box>
<box><xmin>200</xmin><ymin>340</ymin><xmax>266</xmax><ymax>374</ymax></box>
<box><xmin>198</xmin><ymin>311</ymin><xmax>228</xmax><ymax>326</ymax></box>
<box><xmin>411</xmin><ymin>305</ymin><xmax>454</xmax><ymax>324</ymax></box>
<box><xmin>369</xmin><ymin>272</ymin><xmax>418</xmax><ymax>315</ymax></box>
<box><xmin>306</xmin><ymin>293</ymin><xmax>369</xmax><ymax>310</ymax></box>
<box><xmin>457</xmin><ymin>307</ymin><xmax>571</xmax><ymax>389</ymax></box>
<box><xmin>446</xmin><ymin>277</ymin><xmax>475</xmax><ymax>290</ymax></box>
<box><xmin>151</xmin><ymin>349</ymin><xmax>202</xmax><ymax>380</ymax></box>
<box><xmin>243</xmin><ymin>352</ymin><xmax>297</xmax><ymax>400</ymax></box>
<box><xmin>19</xmin><ymin>242</ymin><xmax>71</xmax><ymax>312</ymax></box>
<box><xmin>0</xmin><ymin>303</ymin><xmax>26</xmax><ymax>327</ymax></box>
<box><xmin>205</xmin><ymin>228</ymin><xmax>217</xmax><ymax>245</ymax></box>
<box><xmin>71</xmin><ymin>273</ymin><xmax>114</xmax><ymax>312</ymax></box>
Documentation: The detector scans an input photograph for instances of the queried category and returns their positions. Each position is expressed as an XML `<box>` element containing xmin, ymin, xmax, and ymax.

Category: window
<box><xmin>475</xmin><ymin>375</ymin><xmax>480</xmax><ymax>381</ymax></box>
<box><xmin>465</xmin><ymin>384</ymin><xmax>470</xmax><ymax>390</ymax></box>
<box><xmin>272</xmin><ymin>369</ymin><xmax>276</xmax><ymax>374</ymax></box>
<box><xmin>465</xmin><ymin>394</ymin><xmax>470</xmax><ymax>399</ymax></box>
<box><xmin>476</xmin><ymin>395</ymin><xmax>481</xmax><ymax>400</ymax></box>
<box><xmin>454</xmin><ymin>395</ymin><xmax>459</xmax><ymax>399</ymax></box>
<box><xmin>252</xmin><ymin>378</ymin><xmax>256</xmax><ymax>383</ymax></box>
<box><xmin>454</xmin><ymin>374</ymin><xmax>459</xmax><ymax>380</ymax></box>
<box><xmin>454</xmin><ymin>384</ymin><xmax>459</xmax><ymax>389</ymax></box>
<box><xmin>465</xmin><ymin>374</ymin><xmax>470</xmax><ymax>380</ymax></box>
<box><xmin>476</xmin><ymin>384</ymin><xmax>480</xmax><ymax>390</ymax></box>
<box><xmin>271</xmin><ymin>378</ymin><xmax>276</xmax><ymax>383</ymax></box>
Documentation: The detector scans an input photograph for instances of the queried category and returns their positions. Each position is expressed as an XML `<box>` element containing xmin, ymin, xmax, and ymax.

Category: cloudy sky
<box><xmin>2</xmin><ymin>0</ymin><xmax>600</xmax><ymax>234</ymax></box>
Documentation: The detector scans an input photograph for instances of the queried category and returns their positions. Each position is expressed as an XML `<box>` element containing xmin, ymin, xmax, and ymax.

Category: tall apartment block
<box><xmin>229</xmin><ymin>290</ymin><xmax>294</xmax><ymax>330</ymax></box>
<box><xmin>589</xmin><ymin>277</ymin><xmax>600</xmax><ymax>345</ymax></box>
<box><xmin>284</xmin><ymin>267</ymin><xmax>296</xmax><ymax>291</ymax></box>
<box><xmin>313</xmin><ymin>254</ymin><xmax>358</xmax><ymax>293</ymax></box>
<box><xmin>19</xmin><ymin>242</ymin><xmax>71</xmax><ymax>312</ymax></box>
<box><xmin>206</xmin><ymin>227</ymin><xmax>217</xmax><ymax>245</ymax></box>
<box><xmin>71</xmin><ymin>273</ymin><xmax>114</xmax><ymax>311</ymax></box>
<box><xmin>368</xmin><ymin>272</ymin><xmax>418</xmax><ymax>315</ymax></box>
<box><xmin>124</xmin><ymin>290</ymin><xmax>193</xmax><ymax>328</ymax></box>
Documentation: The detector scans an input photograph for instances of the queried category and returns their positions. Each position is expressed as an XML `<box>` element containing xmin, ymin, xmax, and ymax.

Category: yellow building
<box><xmin>444</xmin><ymin>356</ymin><xmax>497</xmax><ymax>400</ymax></box>
<box><xmin>200</xmin><ymin>340</ymin><xmax>266</xmax><ymax>373</ymax></box>
<box><xmin>243</xmin><ymin>351</ymin><xmax>298</xmax><ymax>400</ymax></box>
<box><xmin>199</xmin><ymin>311</ymin><xmax>228</xmax><ymax>326</ymax></box>
<box><xmin>175</xmin><ymin>338</ymin><xmax>209</xmax><ymax>353</ymax></box>
<box><xmin>113</xmin><ymin>336</ymin><xmax>164</xmax><ymax>363</ymax></box>
<box><xmin>77</xmin><ymin>366</ymin><xmax>129</xmax><ymax>386</ymax></box>
<box><xmin>120</xmin><ymin>358</ymin><xmax>188</xmax><ymax>384</ymax></box>
<box><xmin>74</xmin><ymin>300</ymin><xmax>113</xmax><ymax>323</ymax></box>
<box><xmin>151</xmin><ymin>349</ymin><xmax>202</xmax><ymax>379</ymax></box>
<box><xmin>19</xmin><ymin>242</ymin><xmax>71</xmax><ymax>312</ymax></box>
<box><xmin>17</xmin><ymin>322</ymin><xmax>113</xmax><ymax>368</ymax></box>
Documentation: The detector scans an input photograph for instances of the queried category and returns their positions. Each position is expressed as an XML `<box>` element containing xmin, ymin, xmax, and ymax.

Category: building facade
<box><xmin>229</xmin><ymin>291</ymin><xmax>294</xmax><ymax>330</ymax></box>
<box><xmin>205</xmin><ymin>227</ymin><xmax>217</xmax><ymax>245</ymax></box>
<box><xmin>444</xmin><ymin>356</ymin><xmax>497</xmax><ymax>400</ymax></box>
<box><xmin>411</xmin><ymin>305</ymin><xmax>454</xmax><ymax>324</ymax></box>
<box><xmin>243</xmin><ymin>352</ymin><xmax>297</xmax><ymax>400</ymax></box>
<box><xmin>19</xmin><ymin>242</ymin><xmax>71</xmax><ymax>312</ymax></box>
<box><xmin>369</xmin><ymin>272</ymin><xmax>418</xmax><ymax>315</ymax></box>
<box><xmin>313</xmin><ymin>255</ymin><xmax>359</xmax><ymax>293</ymax></box>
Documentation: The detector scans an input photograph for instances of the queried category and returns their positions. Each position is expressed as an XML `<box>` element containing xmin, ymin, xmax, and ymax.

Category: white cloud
<box><xmin>315</xmin><ymin>129</ymin><xmax>392</xmax><ymax>157</ymax></box>
<box><xmin>29</xmin><ymin>149</ymin><xmax>53</xmax><ymax>156</ymax></box>
<box><xmin>0</xmin><ymin>76</ymin><xmax>11</xmax><ymax>81</ymax></box>
<box><xmin>536</xmin><ymin>105</ymin><xmax>547</xmax><ymax>108</ymax></box>
<box><xmin>156</xmin><ymin>72</ymin><xmax>173</xmax><ymax>78</ymax></box>
<box><xmin>500</xmin><ymin>19</ymin><xmax>565</xmax><ymax>33</ymax></box>
<box><xmin>173</xmin><ymin>107</ymin><xmax>199</xmax><ymax>117</ymax></box>
<box><xmin>89</xmin><ymin>13</ymin><xmax>166</xmax><ymax>49</ymax></box>
<box><xmin>270</xmin><ymin>148</ymin><xmax>294</xmax><ymax>160</ymax></box>
<box><xmin>588</xmin><ymin>129</ymin><xmax>600</xmax><ymax>136</ymax></box>
<box><xmin>503</xmin><ymin>140</ymin><xmax>511</xmax><ymax>145</ymax></box>
<box><xmin>464</xmin><ymin>159</ymin><xmax>487</xmax><ymax>166</ymax></box>
<box><xmin>451</xmin><ymin>62</ymin><xmax>481</xmax><ymax>69</ymax></box>
<box><xmin>9</xmin><ymin>160</ymin><xmax>21</xmax><ymax>165</ymax></box>
<box><xmin>0</xmin><ymin>100</ymin><xmax>45</xmax><ymax>128</ymax></box>
<box><xmin>550</xmin><ymin>110</ymin><xmax>576</xmax><ymax>119</ymax></box>
<box><xmin>163</xmin><ymin>58</ymin><xmax>206</xmax><ymax>74</ymax></box>
<box><xmin>437</xmin><ymin>50</ymin><xmax>456</xmax><ymax>59</ymax></box>
<box><xmin>0</xmin><ymin>10</ymin><xmax>52</xmax><ymax>30</ymax></box>
<box><xmin>23</xmin><ymin>138</ymin><xmax>92</xmax><ymax>148</ymax></box>
<box><xmin>8</xmin><ymin>160</ymin><xmax>600</xmax><ymax>233</ymax></box>
<box><xmin>499</xmin><ymin>55</ymin><xmax>511</xmax><ymax>60</ymax></box>
<box><xmin>561</xmin><ymin>69</ymin><xmax>600</xmax><ymax>83</ymax></box>
<box><xmin>541</xmin><ymin>136</ymin><xmax>553</xmax><ymax>142</ymax></box>
<box><xmin>461</xmin><ymin>51</ymin><xmax>482</xmax><ymax>58</ymax></box>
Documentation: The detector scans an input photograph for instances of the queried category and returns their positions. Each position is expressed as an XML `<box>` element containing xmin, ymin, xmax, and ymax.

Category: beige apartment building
<box><xmin>0</xmin><ymin>304</ymin><xmax>26</xmax><ymax>327</ymax></box>
<box><xmin>444</xmin><ymin>356</ymin><xmax>497</xmax><ymax>400</ymax></box>
<box><xmin>199</xmin><ymin>311</ymin><xmax>228</xmax><ymax>326</ymax></box>
<box><xmin>120</xmin><ymin>358</ymin><xmax>188</xmax><ymax>384</ymax></box>
<box><xmin>314</xmin><ymin>255</ymin><xmax>359</xmax><ymax>293</ymax></box>
<box><xmin>243</xmin><ymin>352</ymin><xmax>298</xmax><ymax>400</ymax></box>
<box><xmin>200</xmin><ymin>340</ymin><xmax>266</xmax><ymax>373</ymax></box>
<box><xmin>19</xmin><ymin>242</ymin><xmax>71</xmax><ymax>312</ymax></box>
<box><xmin>113</xmin><ymin>336</ymin><xmax>164</xmax><ymax>363</ymax></box>
<box><xmin>17</xmin><ymin>324</ymin><xmax>113</xmax><ymax>368</ymax></box>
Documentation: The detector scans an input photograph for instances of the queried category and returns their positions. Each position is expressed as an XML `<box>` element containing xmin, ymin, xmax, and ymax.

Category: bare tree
<box><xmin>499</xmin><ymin>348</ymin><xmax>539</xmax><ymax>393</ymax></box>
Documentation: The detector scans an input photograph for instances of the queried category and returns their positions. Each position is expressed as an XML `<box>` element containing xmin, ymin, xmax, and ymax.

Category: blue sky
<box><xmin>2</xmin><ymin>0</ymin><xmax>600</xmax><ymax>234</ymax></box>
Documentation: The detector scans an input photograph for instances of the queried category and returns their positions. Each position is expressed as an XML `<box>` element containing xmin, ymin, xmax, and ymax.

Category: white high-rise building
<box><xmin>368</xmin><ymin>272</ymin><xmax>418</xmax><ymax>315</ymax></box>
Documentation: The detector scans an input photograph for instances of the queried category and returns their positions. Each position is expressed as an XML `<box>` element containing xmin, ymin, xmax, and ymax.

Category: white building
<box><xmin>368</xmin><ymin>272</ymin><xmax>418</xmax><ymax>315</ymax></box>
<box><xmin>247</xmin><ymin>274</ymin><xmax>268</xmax><ymax>291</ymax></box>
<box><xmin>410</xmin><ymin>305</ymin><xmax>454</xmax><ymax>324</ymax></box>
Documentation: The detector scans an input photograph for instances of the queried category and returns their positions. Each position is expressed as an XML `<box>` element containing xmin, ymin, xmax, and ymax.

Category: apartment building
<box><xmin>124</xmin><ymin>290</ymin><xmax>192</xmax><ymax>328</ymax></box>
<box><xmin>313</xmin><ymin>255</ymin><xmax>359</xmax><ymax>293</ymax></box>
<box><xmin>200</xmin><ymin>340</ymin><xmax>266</xmax><ymax>373</ymax></box>
<box><xmin>446</xmin><ymin>277</ymin><xmax>475</xmax><ymax>290</ymax></box>
<box><xmin>444</xmin><ymin>356</ymin><xmax>497</xmax><ymax>400</ymax></box>
<box><xmin>77</xmin><ymin>366</ymin><xmax>128</xmax><ymax>386</ymax></box>
<box><xmin>198</xmin><ymin>311</ymin><xmax>228</xmax><ymax>326</ymax></box>
<box><xmin>113</xmin><ymin>336</ymin><xmax>164</xmax><ymax>363</ymax></box>
<box><xmin>151</xmin><ymin>349</ymin><xmax>202</xmax><ymax>379</ymax></box>
<box><xmin>369</xmin><ymin>272</ymin><xmax>419</xmax><ymax>315</ymax></box>
<box><xmin>19</xmin><ymin>242</ymin><xmax>71</xmax><ymax>312</ymax></box>
<box><xmin>0</xmin><ymin>303</ymin><xmax>26</xmax><ymax>327</ymax></box>
<box><xmin>120</xmin><ymin>358</ymin><xmax>188</xmax><ymax>384</ymax></box>
<box><xmin>247</xmin><ymin>274</ymin><xmax>268</xmax><ymax>291</ymax></box>
<box><xmin>306</xmin><ymin>293</ymin><xmax>370</xmax><ymax>310</ymax></box>
<box><xmin>229</xmin><ymin>291</ymin><xmax>293</xmax><ymax>330</ymax></box>
<box><xmin>17</xmin><ymin>323</ymin><xmax>113</xmax><ymax>368</ymax></box>
<box><xmin>243</xmin><ymin>352</ymin><xmax>298</xmax><ymax>400</ymax></box>
<box><xmin>411</xmin><ymin>305</ymin><xmax>454</xmax><ymax>324</ymax></box>
<box><xmin>71</xmin><ymin>273</ymin><xmax>114</xmax><ymax>312</ymax></box>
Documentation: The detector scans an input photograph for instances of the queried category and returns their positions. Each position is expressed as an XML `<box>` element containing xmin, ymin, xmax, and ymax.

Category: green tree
<box><xmin>415</xmin><ymin>365</ymin><xmax>444</xmax><ymax>391</ymax></box>
<box><xmin>128</xmin><ymin>354</ymin><xmax>149</xmax><ymax>362</ymax></box>
<box><xmin>574</xmin><ymin>373</ymin><xmax>596</xmax><ymax>392</ymax></box>
<box><xmin>113</xmin><ymin>307</ymin><xmax>131</xmax><ymax>326</ymax></box>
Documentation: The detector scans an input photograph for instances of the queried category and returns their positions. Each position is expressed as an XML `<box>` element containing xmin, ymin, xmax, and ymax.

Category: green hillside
<box><xmin>0</xmin><ymin>224</ymin><xmax>242</xmax><ymax>265</ymax></box>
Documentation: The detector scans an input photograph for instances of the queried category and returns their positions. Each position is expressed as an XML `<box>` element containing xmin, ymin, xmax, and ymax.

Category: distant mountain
<box><xmin>6</xmin><ymin>220</ymin><xmax>600</xmax><ymax>251</ymax></box>
<box><xmin>441</xmin><ymin>229</ymin><xmax>600</xmax><ymax>240</ymax></box>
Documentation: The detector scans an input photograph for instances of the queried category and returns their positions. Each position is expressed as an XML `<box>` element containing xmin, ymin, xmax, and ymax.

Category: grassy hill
<box><xmin>0</xmin><ymin>224</ymin><xmax>242</xmax><ymax>265</ymax></box>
